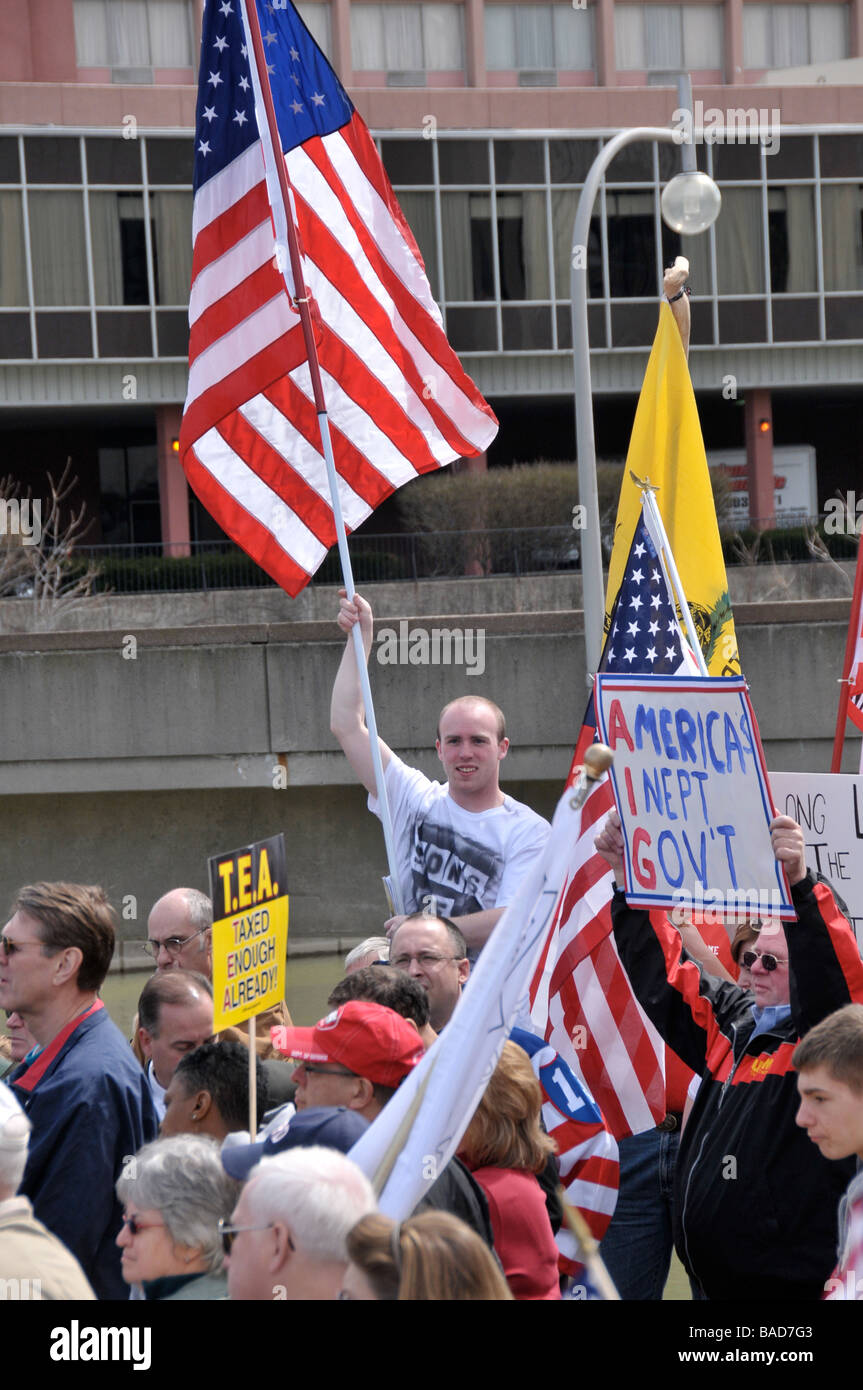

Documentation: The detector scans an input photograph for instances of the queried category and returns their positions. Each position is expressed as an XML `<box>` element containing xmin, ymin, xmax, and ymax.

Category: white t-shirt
<box><xmin>369</xmin><ymin>753</ymin><xmax>550</xmax><ymax>920</ymax></box>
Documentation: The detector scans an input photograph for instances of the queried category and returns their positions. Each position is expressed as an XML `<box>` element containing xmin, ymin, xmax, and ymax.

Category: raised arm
<box><xmin>330</xmin><ymin>589</ymin><xmax>393</xmax><ymax>797</ymax></box>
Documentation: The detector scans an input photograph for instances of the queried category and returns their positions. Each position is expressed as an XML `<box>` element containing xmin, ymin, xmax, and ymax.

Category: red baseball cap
<box><xmin>271</xmin><ymin>1001</ymin><xmax>424</xmax><ymax>1088</ymax></box>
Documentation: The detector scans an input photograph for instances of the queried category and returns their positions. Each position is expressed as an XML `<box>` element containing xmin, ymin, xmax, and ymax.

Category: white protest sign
<box><xmin>769</xmin><ymin>771</ymin><xmax>863</xmax><ymax>944</ymax></box>
<box><xmin>594</xmin><ymin>673</ymin><xmax>794</xmax><ymax>920</ymax></box>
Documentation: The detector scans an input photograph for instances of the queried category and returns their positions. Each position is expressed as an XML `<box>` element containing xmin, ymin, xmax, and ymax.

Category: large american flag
<box><xmin>180</xmin><ymin>0</ymin><xmax>497</xmax><ymax>595</ymax></box>
<box><xmin>530</xmin><ymin>512</ymin><xmax>699</xmax><ymax>1138</ymax></box>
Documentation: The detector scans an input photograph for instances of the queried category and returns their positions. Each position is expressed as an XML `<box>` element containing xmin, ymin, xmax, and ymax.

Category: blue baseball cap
<box><xmin>221</xmin><ymin>1105</ymin><xmax>369</xmax><ymax>1181</ymax></box>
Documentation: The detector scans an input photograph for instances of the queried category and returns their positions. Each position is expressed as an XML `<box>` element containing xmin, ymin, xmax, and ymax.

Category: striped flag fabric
<box><xmin>510</xmin><ymin>1026</ymin><xmax>619</xmax><ymax>1276</ymax></box>
<box><xmin>180</xmin><ymin>0</ymin><xmax>497</xmax><ymax>595</ymax></box>
<box><xmin>832</xmin><ymin>533</ymin><xmax>863</xmax><ymax>772</ymax></box>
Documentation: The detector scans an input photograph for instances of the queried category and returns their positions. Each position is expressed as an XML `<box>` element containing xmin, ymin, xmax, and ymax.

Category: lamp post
<box><xmin>572</xmin><ymin>82</ymin><xmax>721</xmax><ymax>674</ymax></box>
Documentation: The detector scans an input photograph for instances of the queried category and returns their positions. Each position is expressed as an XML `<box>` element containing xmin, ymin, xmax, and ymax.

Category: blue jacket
<box><xmin>8</xmin><ymin>1005</ymin><xmax>158</xmax><ymax>1300</ymax></box>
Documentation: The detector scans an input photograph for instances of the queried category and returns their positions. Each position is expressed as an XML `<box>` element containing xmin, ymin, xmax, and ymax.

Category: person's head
<box><xmin>328</xmin><ymin>964</ymin><xmax>434</xmax><ymax>1047</ymax></box>
<box><xmin>459</xmin><ymin>1040</ymin><xmax>557</xmax><ymax>1173</ymax></box>
<box><xmin>137</xmin><ymin>969</ymin><xmax>215</xmax><ymax>1091</ymax></box>
<box><xmin>225</xmin><ymin>1146</ymin><xmax>376</xmax><ymax>1300</ymax></box>
<box><xmin>794</xmin><ymin>1004</ymin><xmax>863</xmax><ymax>1161</ymax></box>
<box><xmin>344</xmin><ymin>937</ymin><xmax>390</xmax><ymax>973</ymax></box>
<box><xmin>221</xmin><ymin>1106</ymin><xmax>369</xmax><ymax>1182</ymax></box>
<box><xmin>0</xmin><ymin>1083</ymin><xmax>31</xmax><ymax>1202</ymax></box>
<box><xmin>342</xmin><ymin>1209</ymin><xmax>513</xmax><ymax>1301</ymax></box>
<box><xmin>161</xmin><ymin>1041</ymin><xmax>267</xmax><ymax>1141</ymax></box>
<box><xmin>730</xmin><ymin>920</ymin><xmax>761</xmax><ymax>990</ymax></box>
<box><xmin>273</xmin><ymin>1001</ymin><xmax>424</xmax><ymax>1121</ymax></box>
<box><xmin>4</xmin><ymin>1011</ymin><xmax>36</xmax><ymax>1063</ymax></box>
<box><xmin>0</xmin><ymin>883</ymin><xmax>115</xmax><ymax>1032</ymax></box>
<box><xmin>435</xmin><ymin>697</ymin><xmax>509</xmax><ymax>805</ymax></box>
<box><xmin>388</xmin><ymin>915</ymin><xmax>469</xmax><ymax>1032</ymax></box>
<box><xmin>739</xmin><ymin>921</ymin><xmax>790</xmax><ymax>1010</ymax></box>
<box><xmin>115</xmin><ymin>1135</ymin><xmax>239</xmax><ymax>1288</ymax></box>
<box><xmin>146</xmin><ymin>889</ymin><xmax>213</xmax><ymax>974</ymax></box>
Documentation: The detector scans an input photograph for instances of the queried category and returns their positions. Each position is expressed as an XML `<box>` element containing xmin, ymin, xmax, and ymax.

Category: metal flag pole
<box><xmin>636</xmin><ymin>476</ymin><xmax>709</xmax><ymax>677</ymax></box>
<box><xmin>239</xmin><ymin>0</ymin><xmax>404</xmax><ymax>912</ymax></box>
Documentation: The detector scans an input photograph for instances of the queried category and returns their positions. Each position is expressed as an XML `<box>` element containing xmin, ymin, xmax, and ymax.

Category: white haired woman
<box><xmin>116</xmin><ymin>1134</ymin><xmax>239</xmax><ymax>1300</ymax></box>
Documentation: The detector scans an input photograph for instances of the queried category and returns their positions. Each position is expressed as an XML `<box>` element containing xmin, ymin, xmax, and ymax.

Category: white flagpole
<box><xmin>637</xmin><ymin>478</ymin><xmax>709</xmax><ymax>677</ymax></box>
<box><xmin>238</xmin><ymin>0</ymin><xmax>405</xmax><ymax>911</ymax></box>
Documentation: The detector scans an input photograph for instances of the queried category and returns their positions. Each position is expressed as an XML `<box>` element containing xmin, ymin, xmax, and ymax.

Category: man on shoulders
<box><xmin>1</xmin><ymin>881</ymin><xmax>158</xmax><ymax>1299</ymax></box>
<box><xmin>331</xmin><ymin>591</ymin><xmax>550</xmax><ymax>952</ymax></box>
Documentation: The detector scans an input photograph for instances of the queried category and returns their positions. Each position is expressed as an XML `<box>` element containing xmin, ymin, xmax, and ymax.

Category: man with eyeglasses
<box><xmin>594</xmin><ymin>809</ymin><xmax>863</xmax><ymax>1302</ymax></box>
<box><xmin>388</xmin><ymin>914</ymin><xmax>470</xmax><ymax>1032</ymax></box>
<box><xmin>0</xmin><ymin>881</ymin><xmax>158</xmax><ymax>1299</ymax></box>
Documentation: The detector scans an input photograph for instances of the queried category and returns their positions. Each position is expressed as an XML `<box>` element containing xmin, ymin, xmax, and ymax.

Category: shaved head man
<box><xmin>389</xmin><ymin>915</ymin><xmax>470</xmax><ymax>1032</ymax></box>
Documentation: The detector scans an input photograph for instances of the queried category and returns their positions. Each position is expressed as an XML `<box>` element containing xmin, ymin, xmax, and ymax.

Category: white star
<box><xmin>233</xmin><ymin>109</ymin><xmax>248</xmax><ymax>125</ymax></box>
<box><xmin>634</xmin><ymin>542</ymin><xmax>646</xmax><ymax>558</ymax></box>
<box><xmin>263</xmin><ymin>30</ymin><xmax>277</xmax><ymax>45</ymax></box>
<box><xmin>648</xmin><ymin>620</ymin><xmax>659</xmax><ymax>636</ymax></box>
<box><xmin>207</xmin><ymin>70</ymin><xmax>223</xmax><ymax>87</ymax></box>
<box><xmin>667</xmin><ymin>619</ymin><xmax>677</xmax><ymax>633</ymax></box>
<box><xmin>607</xmin><ymin>648</ymin><xmax>615</xmax><ymax>662</ymax></box>
<box><xmin>266</xmin><ymin>62</ymin><xmax>276</xmax><ymax>74</ymax></box>
<box><xmin>665</xmin><ymin>643</ymin><xmax>678</xmax><ymax>660</ymax></box>
<box><xmin>311</xmin><ymin>91</ymin><xmax>325</xmax><ymax>106</ymax></box>
<box><xmin>197</xmin><ymin>139</ymin><xmax>211</xmax><ymax>156</ymax></box>
<box><xmin>611</xmin><ymin>621</ymin><xmax>618</xmax><ymax>637</ymax></box>
<box><xmin>290</xmin><ymin>98</ymin><xmax>303</xmax><ymax>114</ymax></box>
<box><xmin>646</xmin><ymin>645</ymin><xmax>657</xmax><ymax>663</ymax></box>
<box><xmin>291</xmin><ymin>72</ymin><xmax>300</xmax><ymax>84</ymax></box>
<box><xmin>631</xmin><ymin>568</ymin><xmax>644</xmax><ymax>585</ymax></box>
<box><xmin>624</xmin><ymin>647</ymin><xmax>636</xmax><ymax>664</ymax></box>
<box><xmin>651</xmin><ymin>593</ymin><xmax>662</xmax><ymax>610</ymax></box>
<box><xmin>652</xmin><ymin>567</ymin><xmax>661</xmax><ymax>582</ymax></box>
<box><xmin>213</xmin><ymin>35</ymin><xmax>228</xmax><ymax>52</ymax></box>
<box><xmin>202</xmin><ymin>105</ymin><xmax>217</xmax><ymax>122</ymax></box>
<box><xmin>629</xmin><ymin>593</ymin><xmax>642</xmax><ymax>611</ymax></box>
<box><xmin>626</xmin><ymin>620</ymin><xmax>639</xmax><ymax>637</ymax></box>
<box><xmin>219</xmin><ymin>1</ymin><xmax>233</xmax><ymax>15</ymax></box>
<box><xmin>239</xmin><ymin>75</ymin><xmax>250</xmax><ymax>91</ymax></box>
<box><xmin>290</xmin><ymin>47</ymin><xmax>300</xmax><ymax>61</ymax></box>
<box><xmin>241</xmin><ymin>43</ymin><xmax>248</xmax><ymax>58</ymax></box>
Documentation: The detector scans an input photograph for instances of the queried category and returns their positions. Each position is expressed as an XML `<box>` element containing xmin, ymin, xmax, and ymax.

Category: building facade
<box><xmin>0</xmin><ymin>0</ymin><xmax>861</xmax><ymax>551</ymax></box>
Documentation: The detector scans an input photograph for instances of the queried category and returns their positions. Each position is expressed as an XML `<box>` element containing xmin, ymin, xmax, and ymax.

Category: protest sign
<box><xmin>594</xmin><ymin>674</ymin><xmax>794</xmax><ymax>920</ymax></box>
<box><xmin>769</xmin><ymin>771</ymin><xmax>863</xmax><ymax>944</ymax></box>
<box><xmin>209</xmin><ymin>834</ymin><xmax>289</xmax><ymax>1031</ymax></box>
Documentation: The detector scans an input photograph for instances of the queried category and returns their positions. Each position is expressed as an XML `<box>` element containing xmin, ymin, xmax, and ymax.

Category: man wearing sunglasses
<box><xmin>595</xmin><ymin>809</ymin><xmax>863</xmax><ymax>1302</ymax></box>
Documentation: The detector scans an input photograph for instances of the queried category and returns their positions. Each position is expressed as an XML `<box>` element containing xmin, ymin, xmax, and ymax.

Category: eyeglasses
<box><xmin>141</xmin><ymin>925</ymin><xmax>210</xmax><ymax>959</ymax></box>
<box><xmin>218</xmin><ymin>1218</ymin><xmax>285</xmax><ymax>1256</ymax></box>
<box><xmin>390</xmin><ymin>952</ymin><xmax>461</xmax><ymax>971</ymax></box>
<box><xmin>295</xmin><ymin>1062</ymin><xmax>357</xmax><ymax>1078</ymax></box>
<box><xmin>741</xmin><ymin>949</ymin><xmax>788</xmax><ymax>972</ymax></box>
<box><xmin>121</xmin><ymin>1214</ymin><xmax>166</xmax><ymax>1236</ymax></box>
<box><xmin>0</xmin><ymin>937</ymin><xmax>44</xmax><ymax>959</ymax></box>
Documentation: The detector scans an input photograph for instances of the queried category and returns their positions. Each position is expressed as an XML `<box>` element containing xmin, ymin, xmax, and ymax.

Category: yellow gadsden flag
<box><xmin>605</xmin><ymin>302</ymin><xmax>740</xmax><ymax>676</ymax></box>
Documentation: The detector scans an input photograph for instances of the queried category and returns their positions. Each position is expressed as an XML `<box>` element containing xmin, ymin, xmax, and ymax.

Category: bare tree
<box><xmin>0</xmin><ymin>461</ymin><xmax>102</xmax><ymax>630</ymax></box>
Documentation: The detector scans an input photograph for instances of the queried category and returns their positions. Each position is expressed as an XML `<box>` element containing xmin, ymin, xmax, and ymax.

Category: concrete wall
<box><xmin>0</xmin><ymin>595</ymin><xmax>857</xmax><ymax>942</ymax></box>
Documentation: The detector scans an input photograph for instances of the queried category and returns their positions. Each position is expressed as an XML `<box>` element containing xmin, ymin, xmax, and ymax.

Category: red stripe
<box><xmin>183</xmin><ymin>444</ymin><xmax>311</xmax><ymax>597</ymax></box>
<box><xmin>13</xmin><ymin>1000</ymin><xmax>103</xmax><ymax>1092</ymax></box>
<box><xmin>180</xmin><ymin>323</ymin><xmax>307</xmax><ymax>451</ymax></box>
<box><xmin>263</xmin><ymin>375</ymin><xmax>409</xmax><ymax>510</ymax></box>
<box><xmin>191</xmin><ymin>181</ymin><xmax>272</xmax><ymax>288</ymax></box>
<box><xmin>215</xmin><ymin>401</ymin><xmax>337</xmax><ymax>549</ymax></box>
<box><xmin>189</xmin><ymin>261</ymin><xmax>287</xmax><ymax>366</ymax></box>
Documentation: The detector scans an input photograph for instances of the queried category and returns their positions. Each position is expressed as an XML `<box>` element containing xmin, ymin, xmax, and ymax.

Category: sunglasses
<box><xmin>121</xmin><ymin>1214</ymin><xmax>165</xmax><ymax>1236</ymax></box>
<box><xmin>740</xmin><ymin>949</ymin><xmax>787</xmax><ymax>972</ymax></box>
<box><xmin>218</xmin><ymin>1219</ymin><xmax>288</xmax><ymax>1256</ymax></box>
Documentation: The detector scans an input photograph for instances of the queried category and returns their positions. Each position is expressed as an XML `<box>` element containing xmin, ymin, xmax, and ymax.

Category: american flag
<box><xmin>529</xmin><ymin>511</ymin><xmax>698</xmax><ymax>1139</ymax></box>
<box><xmin>511</xmin><ymin>1027</ymin><xmax>619</xmax><ymax>1277</ymax></box>
<box><xmin>180</xmin><ymin>0</ymin><xmax>497</xmax><ymax>595</ymax></box>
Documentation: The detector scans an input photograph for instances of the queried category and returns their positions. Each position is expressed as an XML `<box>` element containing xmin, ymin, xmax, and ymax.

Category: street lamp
<box><xmin>572</xmin><ymin>78</ymin><xmax>721</xmax><ymax>673</ymax></box>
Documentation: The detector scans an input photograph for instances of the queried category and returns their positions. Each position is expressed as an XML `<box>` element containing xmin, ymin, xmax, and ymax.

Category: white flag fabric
<box><xmin>348</xmin><ymin>781</ymin><xmax>602</xmax><ymax>1217</ymax></box>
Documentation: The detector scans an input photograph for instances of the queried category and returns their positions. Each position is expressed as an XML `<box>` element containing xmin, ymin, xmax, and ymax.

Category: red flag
<box><xmin>832</xmin><ymin>534</ymin><xmax>863</xmax><ymax>771</ymax></box>
<box><xmin>180</xmin><ymin>1</ymin><xmax>497</xmax><ymax>596</ymax></box>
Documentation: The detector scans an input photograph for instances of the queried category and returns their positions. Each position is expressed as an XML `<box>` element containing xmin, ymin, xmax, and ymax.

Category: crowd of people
<box><xmin>0</xmin><ymin>591</ymin><xmax>862</xmax><ymax>1302</ymax></box>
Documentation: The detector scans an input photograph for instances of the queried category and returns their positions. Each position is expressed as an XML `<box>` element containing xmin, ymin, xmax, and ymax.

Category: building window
<box><xmin>485</xmin><ymin>3</ymin><xmax>595</xmax><ymax>79</ymax></box>
<box><xmin>821</xmin><ymin>185</ymin><xmax>863</xmax><ymax>291</ymax></box>
<box><xmin>352</xmin><ymin>3</ymin><xmax>465</xmax><ymax>83</ymax></box>
<box><xmin>441</xmin><ymin>190</ymin><xmax>549</xmax><ymax>303</ymax></box>
<box><xmin>73</xmin><ymin>0</ymin><xmax>195</xmax><ymax>75</ymax></box>
<box><xmin>296</xmin><ymin>2</ymin><xmax>332</xmax><ymax>57</ymax></box>
<box><xmin>0</xmin><ymin>192</ymin><xmax>28</xmax><ymax>307</ymax></box>
<box><xmin>98</xmin><ymin>444</ymin><xmax>161</xmax><ymax>544</ymax></box>
<box><xmin>742</xmin><ymin>4</ymin><xmax>849</xmax><ymax>68</ymax></box>
<box><xmin>615</xmin><ymin>5</ymin><xmax>724</xmax><ymax>73</ymax></box>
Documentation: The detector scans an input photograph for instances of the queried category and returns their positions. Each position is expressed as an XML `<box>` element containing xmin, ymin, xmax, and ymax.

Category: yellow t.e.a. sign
<box><xmin>209</xmin><ymin>834</ymin><xmax>288</xmax><ymax>1031</ymax></box>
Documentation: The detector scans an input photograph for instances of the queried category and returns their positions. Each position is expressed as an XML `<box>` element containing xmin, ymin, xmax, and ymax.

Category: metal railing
<box><xmin>18</xmin><ymin>516</ymin><xmax>858</xmax><ymax>597</ymax></box>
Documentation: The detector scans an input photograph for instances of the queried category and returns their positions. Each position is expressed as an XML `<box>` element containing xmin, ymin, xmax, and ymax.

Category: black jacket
<box><xmin>612</xmin><ymin>874</ymin><xmax>863</xmax><ymax>1300</ymax></box>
